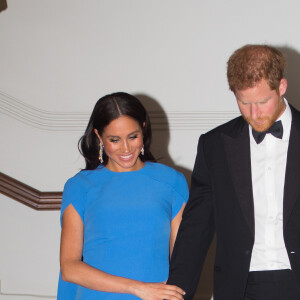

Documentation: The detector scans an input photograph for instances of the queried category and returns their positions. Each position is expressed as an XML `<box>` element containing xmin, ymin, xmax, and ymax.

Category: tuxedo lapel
<box><xmin>222</xmin><ymin>118</ymin><xmax>255</xmax><ymax>236</ymax></box>
<box><xmin>283</xmin><ymin>106</ymin><xmax>300</xmax><ymax>228</ymax></box>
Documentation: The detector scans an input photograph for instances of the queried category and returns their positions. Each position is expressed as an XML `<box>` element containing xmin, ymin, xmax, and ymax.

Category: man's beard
<box><xmin>243</xmin><ymin>97</ymin><xmax>285</xmax><ymax>132</ymax></box>
<box><xmin>244</xmin><ymin>116</ymin><xmax>275</xmax><ymax>132</ymax></box>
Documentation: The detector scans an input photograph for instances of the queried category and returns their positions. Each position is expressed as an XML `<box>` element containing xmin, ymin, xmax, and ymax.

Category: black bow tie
<box><xmin>252</xmin><ymin>120</ymin><xmax>283</xmax><ymax>144</ymax></box>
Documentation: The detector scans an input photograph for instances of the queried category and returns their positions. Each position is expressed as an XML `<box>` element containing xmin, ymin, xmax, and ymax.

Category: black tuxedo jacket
<box><xmin>168</xmin><ymin>105</ymin><xmax>300</xmax><ymax>300</ymax></box>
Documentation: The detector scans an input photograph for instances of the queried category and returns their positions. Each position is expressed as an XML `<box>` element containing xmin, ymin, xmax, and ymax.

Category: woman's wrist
<box><xmin>127</xmin><ymin>279</ymin><xmax>144</xmax><ymax>297</ymax></box>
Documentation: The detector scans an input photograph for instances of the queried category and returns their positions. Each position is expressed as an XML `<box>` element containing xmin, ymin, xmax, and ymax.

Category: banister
<box><xmin>0</xmin><ymin>172</ymin><xmax>61</xmax><ymax>210</ymax></box>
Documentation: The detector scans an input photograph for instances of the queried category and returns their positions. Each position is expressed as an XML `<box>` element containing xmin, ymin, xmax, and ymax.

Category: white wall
<box><xmin>1</xmin><ymin>1</ymin><xmax>300</xmax><ymax>299</ymax></box>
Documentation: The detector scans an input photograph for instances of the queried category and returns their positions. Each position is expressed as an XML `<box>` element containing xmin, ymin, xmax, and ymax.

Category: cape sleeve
<box><xmin>60</xmin><ymin>174</ymin><xmax>86</xmax><ymax>225</ymax></box>
<box><xmin>171</xmin><ymin>172</ymin><xmax>189</xmax><ymax>220</ymax></box>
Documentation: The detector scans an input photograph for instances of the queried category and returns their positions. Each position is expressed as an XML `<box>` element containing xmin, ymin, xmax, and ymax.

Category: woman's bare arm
<box><xmin>169</xmin><ymin>203</ymin><xmax>185</xmax><ymax>258</ymax></box>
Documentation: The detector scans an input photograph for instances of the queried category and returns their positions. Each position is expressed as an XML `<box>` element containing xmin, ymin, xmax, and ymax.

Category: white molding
<box><xmin>0</xmin><ymin>91</ymin><xmax>240</xmax><ymax>132</ymax></box>
<box><xmin>0</xmin><ymin>91</ymin><xmax>87</xmax><ymax>131</ymax></box>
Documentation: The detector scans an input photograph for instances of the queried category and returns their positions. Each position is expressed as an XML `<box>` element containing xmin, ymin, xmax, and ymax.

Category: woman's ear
<box><xmin>94</xmin><ymin>129</ymin><xmax>102</xmax><ymax>143</ymax></box>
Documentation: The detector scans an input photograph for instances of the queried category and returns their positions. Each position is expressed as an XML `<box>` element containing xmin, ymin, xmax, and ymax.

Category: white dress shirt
<box><xmin>249</xmin><ymin>98</ymin><xmax>292</xmax><ymax>271</ymax></box>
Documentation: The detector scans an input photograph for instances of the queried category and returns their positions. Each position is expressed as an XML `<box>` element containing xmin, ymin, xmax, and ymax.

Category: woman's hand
<box><xmin>133</xmin><ymin>282</ymin><xmax>185</xmax><ymax>300</ymax></box>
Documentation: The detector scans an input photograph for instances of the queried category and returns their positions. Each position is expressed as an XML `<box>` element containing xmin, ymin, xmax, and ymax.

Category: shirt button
<box><xmin>268</xmin><ymin>167</ymin><xmax>272</xmax><ymax>171</ymax></box>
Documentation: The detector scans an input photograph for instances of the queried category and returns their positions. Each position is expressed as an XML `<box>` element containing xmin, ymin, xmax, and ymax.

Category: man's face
<box><xmin>235</xmin><ymin>78</ymin><xmax>287</xmax><ymax>132</ymax></box>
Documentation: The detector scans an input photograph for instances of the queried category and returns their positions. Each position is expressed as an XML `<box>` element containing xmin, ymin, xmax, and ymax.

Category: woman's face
<box><xmin>95</xmin><ymin>115</ymin><xmax>144</xmax><ymax>172</ymax></box>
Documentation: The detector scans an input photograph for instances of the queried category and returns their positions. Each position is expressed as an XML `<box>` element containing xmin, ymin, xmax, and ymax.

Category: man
<box><xmin>168</xmin><ymin>45</ymin><xmax>300</xmax><ymax>300</ymax></box>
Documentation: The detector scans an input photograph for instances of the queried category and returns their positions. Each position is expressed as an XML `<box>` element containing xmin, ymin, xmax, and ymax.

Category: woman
<box><xmin>57</xmin><ymin>92</ymin><xmax>188</xmax><ymax>299</ymax></box>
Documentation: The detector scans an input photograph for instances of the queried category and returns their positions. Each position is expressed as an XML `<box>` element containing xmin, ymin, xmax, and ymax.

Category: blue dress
<box><xmin>57</xmin><ymin>162</ymin><xmax>188</xmax><ymax>299</ymax></box>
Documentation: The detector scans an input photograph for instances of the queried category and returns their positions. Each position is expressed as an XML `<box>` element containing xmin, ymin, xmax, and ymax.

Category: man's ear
<box><xmin>279</xmin><ymin>78</ymin><xmax>288</xmax><ymax>97</ymax></box>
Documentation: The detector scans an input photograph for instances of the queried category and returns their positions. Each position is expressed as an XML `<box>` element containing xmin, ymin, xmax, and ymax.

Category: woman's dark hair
<box><xmin>79</xmin><ymin>92</ymin><xmax>156</xmax><ymax>170</ymax></box>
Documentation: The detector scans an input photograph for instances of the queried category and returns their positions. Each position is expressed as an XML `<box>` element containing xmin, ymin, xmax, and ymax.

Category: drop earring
<box><xmin>99</xmin><ymin>143</ymin><xmax>104</xmax><ymax>163</ymax></box>
<box><xmin>141</xmin><ymin>146</ymin><xmax>144</xmax><ymax>156</ymax></box>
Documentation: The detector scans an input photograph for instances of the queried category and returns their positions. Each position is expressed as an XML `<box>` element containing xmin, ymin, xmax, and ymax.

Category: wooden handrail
<box><xmin>0</xmin><ymin>172</ymin><xmax>62</xmax><ymax>210</ymax></box>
